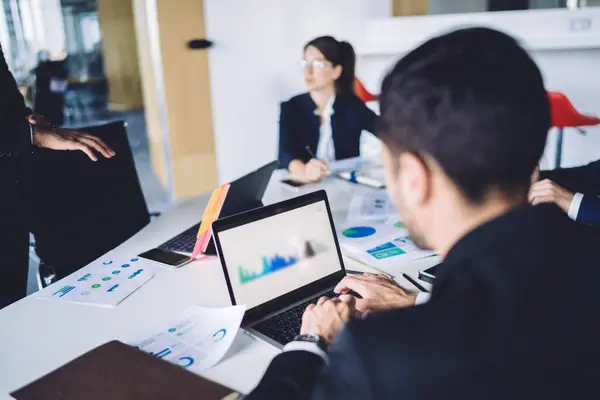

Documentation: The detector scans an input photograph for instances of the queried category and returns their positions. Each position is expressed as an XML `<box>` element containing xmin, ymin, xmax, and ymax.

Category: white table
<box><xmin>0</xmin><ymin>172</ymin><xmax>437</xmax><ymax>397</ymax></box>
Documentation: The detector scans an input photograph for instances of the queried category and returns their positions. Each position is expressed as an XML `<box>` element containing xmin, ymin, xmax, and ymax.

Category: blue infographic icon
<box><xmin>342</xmin><ymin>226</ymin><xmax>377</xmax><ymax>239</ymax></box>
<box><xmin>130</xmin><ymin>258</ymin><xmax>139</xmax><ymax>262</ymax></box>
<box><xmin>128</xmin><ymin>269</ymin><xmax>143</xmax><ymax>279</ymax></box>
<box><xmin>212</xmin><ymin>328</ymin><xmax>227</xmax><ymax>342</ymax></box>
<box><xmin>152</xmin><ymin>348</ymin><xmax>172</xmax><ymax>359</ymax></box>
<box><xmin>53</xmin><ymin>285</ymin><xmax>75</xmax><ymax>297</ymax></box>
<box><xmin>107</xmin><ymin>284</ymin><xmax>120</xmax><ymax>292</ymax></box>
<box><xmin>77</xmin><ymin>273</ymin><xmax>92</xmax><ymax>282</ymax></box>
<box><xmin>121</xmin><ymin>263</ymin><xmax>130</xmax><ymax>268</ymax></box>
<box><xmin>178</xmin><ymin>356</ymin><xmax>194</xmax><ymax>368</ymax></box>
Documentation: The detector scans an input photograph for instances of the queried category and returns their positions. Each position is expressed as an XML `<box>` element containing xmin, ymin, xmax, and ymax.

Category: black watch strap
<box><xmin>292</xmin><ymin>334</ymin><xmax>330</xmax><ymax>353</ymax></box>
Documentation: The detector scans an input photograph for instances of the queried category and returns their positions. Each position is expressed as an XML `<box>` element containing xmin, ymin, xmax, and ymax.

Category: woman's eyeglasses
<box><xmin>301</xmin><ymin>59</ymin><xmax>330</xmax><ymax>71</ymax></box>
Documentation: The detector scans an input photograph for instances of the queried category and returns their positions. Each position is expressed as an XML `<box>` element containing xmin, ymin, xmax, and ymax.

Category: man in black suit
<box><xmin>530</xmin><ymin>160</ymin><xmax>600</xmax><ymax>224</ymax></box>
<box><xmin>247</xmin><ymin>28</ymin><xmax>600</xmax><ymax>399</ymax></box>
<box><xmin>0</xmin><ymin>45</ymin><xmax>115</xmax><ymax>309</ymax></box>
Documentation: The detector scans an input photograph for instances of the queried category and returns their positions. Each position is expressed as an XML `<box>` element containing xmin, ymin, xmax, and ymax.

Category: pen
<box><xmin>305</xmin><ymin>145</ymin><xmax>317</xmax><ymax>159</ymax></box>
<box><xmin>402</xmin><ymin>273</ymin><xmax>429</xmax><ymax>293</ymax></box>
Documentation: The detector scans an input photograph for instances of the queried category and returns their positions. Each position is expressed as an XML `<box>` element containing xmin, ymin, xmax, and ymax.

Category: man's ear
<box><xmin>398</xmin><ymin>153</ymin><xmax>431</xmax><ymax>208</ymax></box>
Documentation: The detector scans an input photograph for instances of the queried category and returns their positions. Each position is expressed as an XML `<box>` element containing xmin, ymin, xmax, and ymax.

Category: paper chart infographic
<box><xmin>339</xmin><ymin>218</ymin><xmax>435</xmax><ymax>273</ymax></box>
<box><xmin>130</xmin><ymin>305</ymin><xmax>246</xmax><ymax>373</ymax></box>
<box><xmin>37</xmin><ymin>256</ymin><xmax>155</xmax><ymax>307</ymax></box>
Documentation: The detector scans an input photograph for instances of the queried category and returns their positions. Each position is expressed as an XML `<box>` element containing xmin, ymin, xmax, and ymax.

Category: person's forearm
<box><xmin>289</xmin><ymin>159</ymin><xmax>306</xmax><ymax>181</ymax></box>
<box><xmin>540</xmin><ymin>166</ymin><xmax>599</xmax><ymax>195</ymax></box>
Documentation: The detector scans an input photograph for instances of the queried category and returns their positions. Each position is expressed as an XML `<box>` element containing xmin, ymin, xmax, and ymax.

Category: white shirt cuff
<box><xmin>567</xmin><ymin>192</ymin><xmax>584</xmax><ymax>220</ymax></box>
<box><xmin>415</xmin><ymin>292</ymin><xmax>431</xmax><ymax>305</ymax></box>
<box><xmin>283</xmin><ymin>340</ymin><xmax>329</xmax><ymax>363</ymax></box>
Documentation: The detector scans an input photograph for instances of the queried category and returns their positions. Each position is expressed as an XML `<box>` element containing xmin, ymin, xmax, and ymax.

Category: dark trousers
<box><xmin>0</xmin><ymin>157</ymin><xmax>29</xmax><ymax>309</ymax></box>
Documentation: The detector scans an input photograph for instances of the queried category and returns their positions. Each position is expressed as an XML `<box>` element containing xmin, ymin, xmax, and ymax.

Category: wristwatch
<box><xmin>293</xmin><ymin>334</ymin><xmax>330</xmax><ymax>353</ymax></box>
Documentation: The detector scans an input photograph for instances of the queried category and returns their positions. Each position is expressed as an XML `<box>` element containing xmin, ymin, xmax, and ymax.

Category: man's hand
<box><xmin>33</xmin><ymin>127</ymin><xmax>115</xmax><ymax>162</ymax></box>
<box><xmin>334</xmin><ymin>273</ymin><xmax>417</xmax><ymax>314</ymax></box>
<box><xmin>300</xmin><ymin>295</ymin><xmax>357</xmax><ymax>344</ymax></box>
<box><xmin>529</xmin><ymin>179</ymin><xmax>574</xmax><ymax>213</ymax></box>
<box><xmin>302</xmin><ymin>159</ymin><xmax>328</xmax><ymax>183</ymax></box>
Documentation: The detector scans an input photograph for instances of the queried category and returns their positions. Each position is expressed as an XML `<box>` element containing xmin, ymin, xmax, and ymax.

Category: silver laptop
<box><xmin>211</xmin><ymin>190</ymin><xmax>347</xmax><ymax>348</ymax></box>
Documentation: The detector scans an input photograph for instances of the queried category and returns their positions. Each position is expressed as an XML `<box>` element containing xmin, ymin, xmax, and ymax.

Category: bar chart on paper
<box><xmin>52</xmin><ymin>285</ymin><xmax>76</xmax><ymax>297</ymax></box>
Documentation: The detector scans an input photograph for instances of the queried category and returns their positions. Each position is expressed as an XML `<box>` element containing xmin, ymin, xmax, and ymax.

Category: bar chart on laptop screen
<box><xmin>238</xmin><ymin>239</ymin><xmax>319</xmax><ymax>284</ymax></box>
<box><xmin>219</xmin><ymin>201</ymin><xmax>342</xmax><ymax>308</ymax></box>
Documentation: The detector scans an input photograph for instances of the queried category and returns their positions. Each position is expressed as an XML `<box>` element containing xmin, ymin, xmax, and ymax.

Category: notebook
<box><xmin>11</xmin><ymin>341</ymin><xmax>238</xmax><ymax>400</ymax></box>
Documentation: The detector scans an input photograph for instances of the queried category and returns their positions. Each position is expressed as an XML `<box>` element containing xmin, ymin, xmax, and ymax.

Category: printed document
<box><xmin>37</xmin><ymin>256</ymin><xmax>155</xmax><ymax>307</ymax></box>
<box><xmin>130</xmin><ymin>305</ymin><xmax>246</xmax><ymax>373</ymax></box>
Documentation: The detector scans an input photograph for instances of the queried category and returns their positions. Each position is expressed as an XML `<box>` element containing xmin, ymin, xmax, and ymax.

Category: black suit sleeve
<box><xmin>358</xmin><ymin>100</ymin><xmax>378</xmax><ymax>136</ymax></box>
<box><xmin>1</xmin><ymin>45</ymin><xmax>32</xmax><ymax>153</ymax></box>
<box><xmin>577</xmin><ymin>195</ymin><xmax>600</xmax><ymax>224</ymax></box>
<box><xmin>278</xmin><ymin>102</ymin><xmax>302</xmax><ymax>169</ymax></box>
<box><xmin>245</xmin><ymin>350</ymin><xmax>324</xmax><ymax>400</ymax></box>
<box><xmin>540</xmin><ymin>160</ymin><xmax>600</xmax><ymax>195</ymax></box>
<box><xmin>0</xmin><ymin>46</ymin><xmax>32</xmax><ymax>119</ymax></box>
<box><xmin>246</xmin><ymin>328</ymin><xmax>373</xmax><ymax>399</ymax></box>
<box><xmin>310</xmin><ymin>328</ymin><xmax>374</xmax><ymax>399</ymax></box>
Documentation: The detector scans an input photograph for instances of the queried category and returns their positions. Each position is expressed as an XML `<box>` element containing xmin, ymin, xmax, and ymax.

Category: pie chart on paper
<box><xmin>342</xmin><ymin>226</ymin><xmax>377</xmax><ymax>239</ymax></box>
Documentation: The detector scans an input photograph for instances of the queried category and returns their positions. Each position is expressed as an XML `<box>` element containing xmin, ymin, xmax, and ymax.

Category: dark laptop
<box><xmin>211</xmin><ymin>190</ymin><xmax>348</xmax><ymax>348</ymax></box>
<box><xmin>158</xmin><ymin>161</ymin><xmax>278</xmax><ymax>255</ymax></box>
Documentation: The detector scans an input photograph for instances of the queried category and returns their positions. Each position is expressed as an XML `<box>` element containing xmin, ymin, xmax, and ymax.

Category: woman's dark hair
<box><xmin>304</xmin><ymin>36</ymin><xmax>356</xmax><ymax>95</ymax></box>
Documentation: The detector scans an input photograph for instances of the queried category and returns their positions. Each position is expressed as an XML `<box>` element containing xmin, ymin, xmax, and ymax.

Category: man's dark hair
<box><xmin>378</xmin><ymin>27</ymin><xmax>550</xmax><ymax>203</ymax></box>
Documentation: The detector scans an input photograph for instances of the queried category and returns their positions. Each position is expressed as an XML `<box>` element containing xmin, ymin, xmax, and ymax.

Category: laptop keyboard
<box><xmin>159</xmin><ymin>222</ymin><xmax>201</xmax><ymax>253</ymax></box>
<box><xmin>253</xmin><ymin>291</ymin><xmax>337</xmax><ymax>346</ymax></box>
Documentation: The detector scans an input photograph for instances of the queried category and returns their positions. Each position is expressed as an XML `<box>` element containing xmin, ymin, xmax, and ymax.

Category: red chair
<box><xmin>354</xmin><ymin>77</ymin><xmax>378</xmax><ymax>103</ymax></box>
<box><xmin>548</xmin><ymin>91</ymin><xmax>600</xmax><ymax>168</ymax></box>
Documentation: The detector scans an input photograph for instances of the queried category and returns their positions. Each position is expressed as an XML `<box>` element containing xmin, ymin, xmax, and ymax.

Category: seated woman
<box><xmin>278</xmin><ymin>36</ymin><xmax>377</xmax><ymax>183</ymax></box>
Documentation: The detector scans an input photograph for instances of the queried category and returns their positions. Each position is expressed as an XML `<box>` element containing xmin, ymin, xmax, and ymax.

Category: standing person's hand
<box><xmin>33</xmin><ymin>127</ymin><xmax>115</xmax><ymax>162</ymax></box>
<box><xmin>300</xmin><ymin>295</ymin><xmax>358</xmax><ymax>344</ymax></box>
<box><xmin>531</xmin><ymin>165</ymin><xmax>540</xmax><ymax>185</ymax></box>
<box><xmin>529</xmin><ymin>179</ymin><xmax>574</xmax><ymax>213</ymax></box>
<box><xmin>27</xmin><ymin>113</ymin><xmax>53</xmax><ymax>128</ymax></box>
<box><xmin>334</xmin><ymin>273</ymin><xmax>417</xmax><ymax>314</ymax></box>
<box><xmin>303</xmin><ymin>158</ymin><xmax>328</xmax><ymax>182</ymax></box>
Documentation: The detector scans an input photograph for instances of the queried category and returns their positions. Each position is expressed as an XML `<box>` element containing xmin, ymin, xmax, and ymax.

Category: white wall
<box><xmin>204</xmin><ymin>0</ymin><xmax>391</xmax><ymax>183</ymax></box>
<box><xmin>22</xmin><ymin>0</ymin><xmax>65</xmax><ymax>55</ymax></box>
<box><xmin>357</xmin><ymin>7</ymin><xmax>600</xmax><ymax>170</ymax></box>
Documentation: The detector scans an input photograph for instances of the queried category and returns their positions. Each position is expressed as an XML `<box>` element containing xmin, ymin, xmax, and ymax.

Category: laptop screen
<box><xmin>216</xmin><ymin>200</ymin><xmax>342</xmax><ymax>309</ymax></box>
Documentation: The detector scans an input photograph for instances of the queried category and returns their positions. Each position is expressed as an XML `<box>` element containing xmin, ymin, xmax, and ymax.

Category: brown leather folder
<box><xmin>11</xmin><ymin>340</ymin><xmax>239</xmax><ymax>400</ymax></box>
